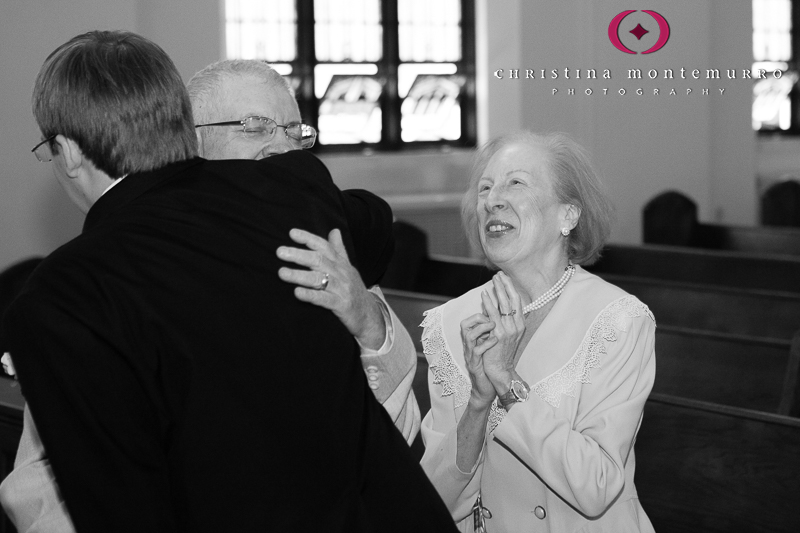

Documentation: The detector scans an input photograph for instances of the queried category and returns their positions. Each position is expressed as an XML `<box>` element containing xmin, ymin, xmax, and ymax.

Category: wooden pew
<box><xmin>643</xmin><ymin>190</ymin><xmax>800</xmax><ymax>255</ymax></box>
<box><xmin>589</xmin><ymin>244</ymin><xmax>800</xmax><ymax>294</ymax></box>
<box><xmin>385</xmin><ymin>245</ymin><xmax>800</xmax><ymax>297</ymax></box>
<box><xmin>691</xmin><ymin>223</ymin><xmax>800</xmax><ymax>256</ymax></box>
<box><xmin>654</xmin><ymin>326</ymin><xmax>800</xmax><ymax>416</ymax></box>
<box><xmin>635</xmin><ymin>394</ymin><xmax>800</xmax><ymax>533</ymax></box>
<box><xmin>412</xmin><ymin>254</ymin><xmax>495</xmax><ymax>297</ymax></box>
<box><xmin>409</xmin><ymin>354</ymin><xmax>800</xmax><ymax>532</ymax></box>
<box><xmin>385</xmin><ymin>289</ymin><xmax>800</xmax><ymax>417</ymax></box>
<box><xmin>603</xmin><ymin>274</ymin><xmax>800</xmax><ymax>342</ymax></box>
<box><xmin>384</xmin><ymin>288</ymin><xmax>448</xmax><ymax>353</ymax></box>
<box><xmin>390</xmin><ymin>257</ymin><xmax>800</xmax><ymax>342</ymax></box>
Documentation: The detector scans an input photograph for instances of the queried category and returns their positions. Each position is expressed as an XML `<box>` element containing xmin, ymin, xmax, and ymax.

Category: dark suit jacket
<box><xmin>4</xmin><ymin>152</ymin><xmax>456</xmax><ymax>532</ymax></box>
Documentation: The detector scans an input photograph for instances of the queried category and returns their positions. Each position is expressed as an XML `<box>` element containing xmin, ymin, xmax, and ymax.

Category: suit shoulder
<box><xmin>255</xmin><ymin>151</ymin><xmax>333</xmax><ymax>184</ymax></box>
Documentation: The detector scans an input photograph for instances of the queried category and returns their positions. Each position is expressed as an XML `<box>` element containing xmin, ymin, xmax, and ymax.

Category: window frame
<box><xmin>756</xmin><ymin>0</ymin><xmax>800</xmax><ymax>136</ymax></box>
<box><xmin>283</xmin><ymin>0</ymin><xmax>477</xmax><ymax>153</ymax></box>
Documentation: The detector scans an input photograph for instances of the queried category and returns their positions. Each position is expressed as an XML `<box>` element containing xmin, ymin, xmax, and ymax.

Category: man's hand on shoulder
<box><xmin>277</xmin><ymin>228</ymin><xmax>387</xmax><ymax>350</ymax></box>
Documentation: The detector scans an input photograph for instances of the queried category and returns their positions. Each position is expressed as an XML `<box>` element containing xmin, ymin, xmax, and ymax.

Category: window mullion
<box><xmin>790</xmin><ymin>0</ymin><xmax>800</xmax><ymax>131</ymax></box>
<box><xmin>296</xmin><ymin>0</ymin><xmax>317</xmax><ymax>127</ymax></box>
<box><xmin>381</xmin><ymin>0</ymin><xmax>401</xmax><ymax>148</ymax></box>
<box><xmin>460</xmin><ymin>0</ymin><xmax>477</xmax><ymax>145</ymax></box>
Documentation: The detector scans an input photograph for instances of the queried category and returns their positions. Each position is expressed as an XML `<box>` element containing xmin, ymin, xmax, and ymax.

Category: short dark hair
<box><xmin>32</xmin><ymin>31</ymin><xmax>197</xmax><ymax>178</ymax></box>
<box><xmin>461</xmin><ymin>131</ymin><xmax>613</xmax><ymax>266</ymax></box>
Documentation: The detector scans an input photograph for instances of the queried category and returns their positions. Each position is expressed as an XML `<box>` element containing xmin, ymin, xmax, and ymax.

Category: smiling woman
<box><xmin>420</xmin><ymin>131</ymin><xmax>656</xmax><ymax>532</ymax></box>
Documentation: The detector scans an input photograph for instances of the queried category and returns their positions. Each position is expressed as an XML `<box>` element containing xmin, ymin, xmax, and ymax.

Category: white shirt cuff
<box><xmin>357</xmin><ymin>289</ymin><xmax>394</xmax><ymax>356</ymax></box>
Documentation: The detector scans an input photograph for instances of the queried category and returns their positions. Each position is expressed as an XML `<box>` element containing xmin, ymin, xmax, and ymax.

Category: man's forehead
<box><xmin>219</xmin><ymin>74</ymin><xmax>300</xmax><ymax>121</ymax></box>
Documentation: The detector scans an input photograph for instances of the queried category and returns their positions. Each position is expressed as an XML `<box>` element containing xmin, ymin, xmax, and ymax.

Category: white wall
<box><xmin>512</xmin><ymin>0</ymin><xmax>755</xmax><ymax>243</ymax></box>
<box><xmin>0</xmin><ymin>1</ymin><xmax>137</xmax><ymax>268</ymax></box>
<box><xmin>0</xmin><ymin>0</ymin><xmax>757</xmax><ymax>269</ymax></box>
<box><xmin>710</xmin><ymin>0</ymin><xmax>757</xmax><ymax>224</ymax></box>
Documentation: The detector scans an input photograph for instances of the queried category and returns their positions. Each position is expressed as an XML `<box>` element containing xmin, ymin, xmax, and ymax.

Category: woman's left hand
<box><xmin>480</xmin><ymin>272</ymin><xmax>525</xmax><ymax>389</ymax></box>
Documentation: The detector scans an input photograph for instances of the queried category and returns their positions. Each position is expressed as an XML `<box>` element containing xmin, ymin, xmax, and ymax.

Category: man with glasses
<box><xmin>187</xmin><ymin>59</ymin><xmax>420</xmax><ymax>444</ymax></box>
<box><xmin>0</xmin><ymin>32</ymin><xmax>456</xmax><ymax>533</ymax></box>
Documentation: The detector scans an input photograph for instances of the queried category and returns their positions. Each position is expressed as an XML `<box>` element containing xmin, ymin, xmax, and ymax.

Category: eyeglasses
<box><xmin>32</xmin><ymin>135</ymin><xmax>57</xmax><ymax>162</ymax></box>
<box><xmin>195</xmin><ymin>116</ymin><xmax>317</xmax><ymax>149</ymax></box>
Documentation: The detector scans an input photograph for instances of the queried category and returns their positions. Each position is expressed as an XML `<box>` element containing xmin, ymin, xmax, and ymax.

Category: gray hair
<box><xmin>187</xmin><ymin>60</ymin><xmax>295</xmax><ymax>124</ymax></box>
<box><xmin>461</xmin><ymin>131</ymin><xmax>613</xmax><ymax>266</ymax></box>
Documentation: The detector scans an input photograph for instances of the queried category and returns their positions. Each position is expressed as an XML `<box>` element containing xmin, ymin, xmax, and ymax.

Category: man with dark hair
<box><xmin>1</xmin><ymin>31</ymin><xmax>455</xmax><ymax>532</ymax></box>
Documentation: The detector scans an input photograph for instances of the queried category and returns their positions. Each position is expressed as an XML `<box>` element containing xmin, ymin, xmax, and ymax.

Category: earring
<box><xmin>561</xmin><ymin>228</ymin><xmax>570</xmax><ymax>237</ymax></box>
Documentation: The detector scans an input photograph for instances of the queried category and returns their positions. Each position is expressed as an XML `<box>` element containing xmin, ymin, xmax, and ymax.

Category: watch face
<box><xmin>512</xmin><ymin>380</ymin><xmax>529</xmax><ymax>401</ymax></box>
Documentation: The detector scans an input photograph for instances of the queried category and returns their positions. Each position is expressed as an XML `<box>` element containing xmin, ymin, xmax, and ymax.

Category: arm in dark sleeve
<box><xmin>264</xmin><ymin>150</ymin><xmax>395</xmax><ymax>287</ymax></box>
<box><xmin>339</xmin><ymin>188</ymin><xmax>394</xmax><ymax>287</ymax></box>
<box><xmin>6</xmin><ymin>294</ymin><xmax>176</xmax><ymax>533</ymax></box>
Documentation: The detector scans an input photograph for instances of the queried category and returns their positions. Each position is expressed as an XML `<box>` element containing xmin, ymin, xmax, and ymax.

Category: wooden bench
<box><xmin>635</xmin><ymin>394</ymin><xmax>800</xmax><ymax>533</ymax></box>
<box><xmin>654</xmin><ymin>326</ymin><xmax>800</xmax><ymax>416</ymax></box>
<box><xmin>690</xmin><ymin>223</ymin><xmax>800</xmax><ymax>256</ymax></box>
<box><xmin>603</xmin><ymin>274</ymin><xmax>800</xmax><ymax>342</ymax></box>
<box><xmin>385</xmin><ymin>245</ymin><xmax>800</xmax><ymax>297</ymax></box>
<box><xmin>385</xmin><ymin>289</ymin><xmax>800</xmax><ymax>417</ymax></box>
<box><xmin>643</xmin><ymin>190</ymin><xmax>800</xmax><ymax>255</ymax></box>
<box><xmin>388</xmin><ymin>258</ymin><xmax>800</xmax><ymax>342</ymax></box>
<box><xmin>408</xmin><ymin>353</ymin><xmax>800</xmax><ymax>532</ymax></box>
<box><xmin>590</xmin><ymin>244</ymin><xmax>800</xmax><ymax>294</ymax></box>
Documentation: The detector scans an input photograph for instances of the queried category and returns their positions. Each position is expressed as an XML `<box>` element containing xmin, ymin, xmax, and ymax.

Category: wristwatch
<box><xmin>498</xmin><ymin>379</ymin><xmax>530</xmax><ymax>409</ymax></box>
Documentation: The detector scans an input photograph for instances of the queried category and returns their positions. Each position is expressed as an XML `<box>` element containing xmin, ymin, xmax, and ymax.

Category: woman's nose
<box><xmin>485</xmin><ymin>185</ymin><xmax>508</xmax><ymax>211</ymax></box>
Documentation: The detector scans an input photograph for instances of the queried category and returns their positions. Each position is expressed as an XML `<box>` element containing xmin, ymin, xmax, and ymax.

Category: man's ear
<box><xmin>563</xmin><ymin>203</ymin><xmax>582</xmax><ymax>231</ymax></box>
<box><xmin>54</xmin><ymin>135</ymin><xmax>84</xmax><ymax>177</ymax></box>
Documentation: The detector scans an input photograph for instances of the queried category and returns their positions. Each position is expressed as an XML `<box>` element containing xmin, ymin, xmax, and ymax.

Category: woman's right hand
<box><xmin>460</xmin><ymin>304</ymin><xmax>499</xmax><ymax>409</ymax></box>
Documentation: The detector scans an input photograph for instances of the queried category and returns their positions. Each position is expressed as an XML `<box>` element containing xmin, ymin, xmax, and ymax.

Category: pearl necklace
<box><xmin>522</xmin><ymin>263</ymin><xmax>576</xmax><ymax>315</ymax></box>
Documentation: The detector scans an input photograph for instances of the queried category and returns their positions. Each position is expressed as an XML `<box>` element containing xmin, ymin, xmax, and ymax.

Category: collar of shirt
<box><xmin>101</xmin><ymin>175</ymin><xmax>127</xmax><ymax>197</ymax></box>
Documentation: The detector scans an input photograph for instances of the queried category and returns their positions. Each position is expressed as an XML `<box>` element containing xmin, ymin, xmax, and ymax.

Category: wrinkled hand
<box><xmin>460</xmin><ymin>313</ymin><xmax>498</xmax><ymax>408</ymax></box>
<box><xmin>277</xmin><ymin>228</ymin><xmax>386</xmax><ymax>350</ymax></box>
<box><xmin>480</xmin><ymin>273</ymin><xmax>525</xmax><ymax>391</ymax></box>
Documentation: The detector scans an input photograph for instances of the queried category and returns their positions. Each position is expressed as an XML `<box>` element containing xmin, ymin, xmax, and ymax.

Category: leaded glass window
<box><xmin>226</xmin><ymin>0</ymin><xmax>297</xmax><ymax>63</ymax></box>
<box><xmin>753</xmin><ymin>0</ymin><xmax>799</xmax><ymax>132</ymax></box>
<box><xmin>225</xmin><ymin>0</ymin><xmax>476</xmax><ymax>150</ymax></box>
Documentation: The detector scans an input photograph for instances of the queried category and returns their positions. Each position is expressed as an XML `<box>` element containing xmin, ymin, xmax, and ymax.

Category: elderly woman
<box><xmin>420</xmin><ymin>132</ymin><xmax>656</xmax><ymax>532</ymax></box>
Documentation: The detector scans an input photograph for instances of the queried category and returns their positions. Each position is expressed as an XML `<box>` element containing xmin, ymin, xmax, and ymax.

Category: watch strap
<box><xmin>498</xmin><ymin>379</ymin><xmax>530</xmax><ymax>408</ymax></box>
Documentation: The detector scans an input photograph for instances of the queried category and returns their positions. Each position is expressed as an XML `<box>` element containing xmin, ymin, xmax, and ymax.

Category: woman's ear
<box><xmin>563</xmin><ymin>203</ymin><xmax>581</xmax><ymax>230</ymax></box>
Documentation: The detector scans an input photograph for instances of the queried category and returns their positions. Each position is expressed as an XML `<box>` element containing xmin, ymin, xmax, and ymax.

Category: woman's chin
<box><xmin>483</xmin><ymin>249</ymin><xmax>512</xmax><ymax>268</ymax></box>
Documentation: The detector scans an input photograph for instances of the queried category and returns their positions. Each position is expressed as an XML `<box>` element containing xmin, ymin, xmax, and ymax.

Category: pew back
<box><xmin>603</xmin><ymin>274</ymin><xmax>800</xmax><ymax>341</ymax></box>
<box><xmin>654</xmin><ymin>326</ymin><xmax>800</xmax><ymax>416</ymax></box>
<box><xmin>387</xmin><ymin>246</ymin><xmax>800</xmax><ymax>299</ymax></box>
<box><xmin>408</xmin><ymin>354</ymin><xmax>800</xmax><ymax>533</ymax></box>
<box><xmin>693</xmin><ymin>223</ymin><xmax>800</xmax><ymax>256</ymax></box>
<box><xmin>643</xmin><ymin>190</ymin><xmax>800</xmax><ymax>255</ymax></box>
<box><xmin>384</xmin><ymin>288</ymin><xmax>449</xmax><ymax>353</ymax></box>
<box><xmin>635</xmin><ymin>394</ymin><xmax>800</xmax><ymax>533</ymax></box>
<box><xmin>589</xmin><ymin>244</ymin><xmax>800</xmax><ymax>293</ymax></box>
<box><xmin>384</xmin><ymin>289</ymin><xmax>800</xmax><ymax>417</ymax></box>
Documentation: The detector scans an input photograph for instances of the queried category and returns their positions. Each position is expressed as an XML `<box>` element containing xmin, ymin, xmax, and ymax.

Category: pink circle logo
<box><xmin>608</xmin><ymin>10</ymin><xmax>670</xmax><ymax>54</ymax></box>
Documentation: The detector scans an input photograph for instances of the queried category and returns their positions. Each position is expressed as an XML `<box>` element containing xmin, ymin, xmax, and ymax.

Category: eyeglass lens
<box><xmin>33</xmin><ymin>139</ymin><xmax>54</xmax><ymax>162</ymax></box>
<box><xmin>241</xmin><ymin>117</ymin><xmax>316</xmax><ymax>148</ymax></box>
